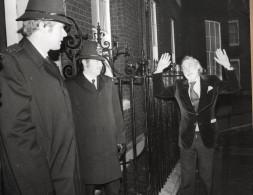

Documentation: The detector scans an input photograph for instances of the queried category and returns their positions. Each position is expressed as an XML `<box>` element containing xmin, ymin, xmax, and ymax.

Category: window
<box><xmin>91</xmin><ymin>0</ymin><xmax>111</xmax><ymax>47</ymax></box>
<box><xmin>205</xmin><ymin>20</ymin><xmax>222</xmax><ymax>79</ymax></box>
<box><xmin>230</xmin><ymin>59</ymin><xmax>240</xmax><ymax>82</ymax></box>
<box><xmin>150</xmin><ymin>0</ymin><xmax>158</xmax><ymax>60</ymax></box>
<box><xmin>228</xmin><ymin>20</ymin><xmax>239</xmax><ymax>46</ymax></box>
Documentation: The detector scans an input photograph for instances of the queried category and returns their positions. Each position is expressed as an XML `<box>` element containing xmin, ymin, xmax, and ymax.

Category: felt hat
<box><xmin>16</xmin><ymin>0</ymin><xmax>71</xmax><ymax>25</ymax></box>
<box><xmin>77</xmin><ymin>40</ymin><xmax>105</xmax><ymax>61</ymax></box>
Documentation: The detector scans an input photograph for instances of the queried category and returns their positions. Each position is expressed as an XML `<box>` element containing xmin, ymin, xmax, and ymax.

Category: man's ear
<box><xmin>82</xmin><ymin>60</ymin><xmax>89</xmax><ymax>67</ymax></box>
<box><xmin>38</xmin><ymin>21</ymin><xmax>50</xmax><ymax>34</ymax></box>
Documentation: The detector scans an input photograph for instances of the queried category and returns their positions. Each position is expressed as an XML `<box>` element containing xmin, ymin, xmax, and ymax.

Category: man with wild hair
<box><xmin>0</xmin><ymin>0</ymin><xmax>81</xmax><ymax>195</ymax></box>
<box><xmin>153</xmin><ymin>49</ymin><xmax>240</xmax><ymax>195</ymax></box>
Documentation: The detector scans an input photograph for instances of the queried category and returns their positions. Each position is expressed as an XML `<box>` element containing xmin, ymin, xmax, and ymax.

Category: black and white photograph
<box><xmin>0</xmin><ymin>0</ymin><xmax>252</xmax><ymax>195</ymax></box>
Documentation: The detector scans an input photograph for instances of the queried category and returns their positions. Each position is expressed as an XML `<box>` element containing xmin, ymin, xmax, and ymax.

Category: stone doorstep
<box><xmin>93</xmin><ymin>162</ymin><xmax>181</xmax><ymax>195</ymax></box>
<box><xmin>159</xmin><ymin>162</ymin><xmax>181</xmax><ymax>195</ymax></box>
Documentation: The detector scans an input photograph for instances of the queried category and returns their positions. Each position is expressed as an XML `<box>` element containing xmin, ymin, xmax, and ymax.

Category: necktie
<box><xmin>189</xmin><ymin>81</ymin><xmax>199</xmax><ymax>111</ymax></box>
<box><xmin>92</xmin><ymin>79</ymin><xmax>96</xmax><ymax>89</ymax></box>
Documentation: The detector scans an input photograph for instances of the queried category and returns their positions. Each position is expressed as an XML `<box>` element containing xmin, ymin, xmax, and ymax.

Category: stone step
<box><xmin>159</xmin><ymin>163</ymin><xmax>181</xmax><ymax>195</ymax></box>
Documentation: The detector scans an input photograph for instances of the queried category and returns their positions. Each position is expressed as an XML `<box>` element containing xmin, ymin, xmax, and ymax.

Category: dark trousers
<box><xmin>180</xmin><ymin>132</ymin><xmax>214</xmax><ymax>195</ymax></box>
<box><xmin>85</xmin><ymin>179</ymin><xmax>120</xmax><ymax>195</ymax></box>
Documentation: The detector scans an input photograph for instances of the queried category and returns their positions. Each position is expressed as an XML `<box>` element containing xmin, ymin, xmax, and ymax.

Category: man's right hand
<box><xmin>154</xmin><ymin>53</ymin><xmax>171</xmax><ymax>73</ymax></box>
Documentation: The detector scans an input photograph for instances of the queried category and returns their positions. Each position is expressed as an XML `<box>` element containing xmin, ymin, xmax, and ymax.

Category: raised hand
<box><xmin>214</xmin><ymin>49</ymin><xmax>233</xmax><ymax>70</ymax></box>
<box><xmin>155</xmin><ymin>53</ymin><xmax>171</xmax><ymax>73</ymax></box>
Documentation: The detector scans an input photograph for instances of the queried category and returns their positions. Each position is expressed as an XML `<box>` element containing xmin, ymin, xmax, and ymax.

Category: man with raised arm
<box><xmin>153</xmin><ymin>49</ymin><xmax>240</xmax><ymax>195</ymax></box>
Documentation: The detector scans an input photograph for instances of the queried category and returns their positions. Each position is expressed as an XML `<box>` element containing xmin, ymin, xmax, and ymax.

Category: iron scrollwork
<box><xmin>94</xmin><ymin>23</ymin><xmax>131</xmax><ymax>76</ymax></box>
<box><xmin>62</xmin><ymin>20</ymin><xmax>159</xmax><ymax>78</ymax></box>
<box><xmin>62</xmin><ymin>16</ymin><xmax>88</xmax><ymax>78</ymax></box>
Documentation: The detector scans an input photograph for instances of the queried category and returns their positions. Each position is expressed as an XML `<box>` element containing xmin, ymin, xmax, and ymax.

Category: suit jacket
<box><xmin>66</xmin><ymin>73</ymin><xmax>125</xmax><ymax>184</ymax></box>
<box><xmin>0</xmin><ymin>38</ymin><xmax>80</xmax><ymax>195</ymax></box>
<box><xmin>153</xmin><ymin>70</ymin><xmax>240</xmax><ymax>149</ymax></box>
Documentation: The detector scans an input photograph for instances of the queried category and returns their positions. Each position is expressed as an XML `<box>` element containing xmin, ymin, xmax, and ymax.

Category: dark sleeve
<box><xmin>0</xmin><ymin>54</ymin><xmax>54</xmax><ymax>195</ymax></box>
<box><xmin>216</xmin><ymin>69</ymin><xmax>241</xmax><ymax>94</ymax></box>
<box><xmin>111</xmin><ymin>80</ymin><xmax>125</xmax><ymax>144</ymax></box>
<box><xmin>152</xmin><ymin>73</ymin><xmax>176</xmax><ymax>99</ymax></box>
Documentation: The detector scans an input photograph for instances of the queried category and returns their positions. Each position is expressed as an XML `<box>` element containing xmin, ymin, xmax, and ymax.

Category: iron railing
<box><xmin>61</xmin><ymin>18</ymin><xmax>182</xmax><ymax>194</ymax></box>
<box><xmin>115</xmin><ymin>62</ymin><xmax>182</xmax><ymax>195</ymax></box>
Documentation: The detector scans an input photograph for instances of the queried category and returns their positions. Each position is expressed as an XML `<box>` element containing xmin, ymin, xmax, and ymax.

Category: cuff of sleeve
<box><xmin>154</xmin><ymin>70</ymin><xmax>163</xmax><ymax>74</ymax></box>
<box><xmin>152</xmin><ymin>72</ymin><xmax>163</xmax><ymax>77</ymax></box>
<box><xmin>225</xmin><ymin>66</ymin><xmax>234</xmax><ymax>70</ymax></box>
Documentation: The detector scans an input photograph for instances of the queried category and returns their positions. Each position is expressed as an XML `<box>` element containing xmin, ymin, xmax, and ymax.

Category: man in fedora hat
<box><xmin>66</xmin><ymin>40</ymin><xmax>126</xmax><ymax>195</ymax></box>
<box><xmin>0</xmin><ymin>0</ymin><xmax>81</xmax><ymax>195</ymax></box>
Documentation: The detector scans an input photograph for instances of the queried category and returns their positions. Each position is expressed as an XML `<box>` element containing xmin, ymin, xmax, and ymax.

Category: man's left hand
<box><xmin>214</xmin><ymin>49</ymin><xmax>234</xmax><ymax>70</ymax></box>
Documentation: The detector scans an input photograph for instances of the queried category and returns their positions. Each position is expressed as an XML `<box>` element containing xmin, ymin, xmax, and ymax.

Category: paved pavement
<box><xmin>118</xmin><ymin>126</ymin><xmax>253</xmax><ymax>195</ymax></box>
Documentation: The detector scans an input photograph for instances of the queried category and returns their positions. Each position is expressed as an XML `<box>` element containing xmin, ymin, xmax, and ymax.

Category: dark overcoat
<box><xmin>66</xmin><ymin>73</ymin><xmax>125</xmax><ymax>184</ymax></box>
<box><xmin>0</xmin><ymin>38</ymin><xmax>80</xmax><ymax>195</ymax></box>
<box><xmin>153</xmin><ymin>70</ymin><xmax>240</xmax><ymax>149</ymax></box>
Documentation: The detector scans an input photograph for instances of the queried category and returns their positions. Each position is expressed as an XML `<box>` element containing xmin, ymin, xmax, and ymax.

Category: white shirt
<box><xmin>188</xmin><ymin>76</ymin><xmax>200</xmax><ymax>131</ymax></box>
<box><xmin>83</xmin><ymin>73</ymin><xmax>97</xmax><ymax>89</ymax></box>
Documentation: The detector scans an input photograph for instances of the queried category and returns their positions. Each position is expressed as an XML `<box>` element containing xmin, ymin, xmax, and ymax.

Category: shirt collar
<box><xmin>188</xmin><ymin>75</ymin><xmax>200</xmax><ymax>86</ymax></box>
<box><xmin>83</xmin><ymin>72</ymin><xmax>97</xmax><ymax>83</ymax></box>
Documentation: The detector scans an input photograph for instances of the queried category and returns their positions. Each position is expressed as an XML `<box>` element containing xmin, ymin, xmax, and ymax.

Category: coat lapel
<box><xmin>75</xmin><ymin>73</ymin><xmax>96</xmax><ymax>91</ymax></box>
<box><xmin>97</xmin><ymin>75</ymin><xmax>106</xmax><ymax>91</ymax></box>
<box><xmin>44</xmin><ymin>58</ymin><xmax>62</xmax><ymax>83</ymax></box>
<box><xmin>181</xmin><ymin>80</ymin><xmax>194</xmax><ymax>111</ymax></box>
<box><xmin>197</xmin><ymin>76</ymin><xmax>208</xmax><ymax>112</ymax></box>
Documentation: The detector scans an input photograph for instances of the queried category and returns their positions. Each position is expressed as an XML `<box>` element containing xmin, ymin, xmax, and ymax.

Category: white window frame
<box><xmin>91</xmin><ymin>0</ymin><xmax>112</xmax><ymax>48</ymax></box>
<box><xmin>228</xmin><ymin>20</ymin><xmax>239</xmax><ymax>46</ymax></box>
<box><xmin>230</xmin><ymin>58</ymin><xmax>240</xmax><ymax>82</ymax></box>
<box><xmin>205</xmin><ymin>20</ymin><xmax>222</xmax><ymax>79</ymax></box>
<box><xmin>150</xmin><ymin>0</ymin><xmax>158</xmax><ymax>60</ymax></box>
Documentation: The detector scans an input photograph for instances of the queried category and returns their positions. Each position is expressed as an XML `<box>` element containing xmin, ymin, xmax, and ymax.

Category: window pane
<box><xmin>229</xmin><ymin>20</ymin><xmax>239</xmax><ymax>45</ymax></box>
<box><xmin>205</xmin><ymin>20</ymin><xmax>222</xmax><ymax>79</ymax></box>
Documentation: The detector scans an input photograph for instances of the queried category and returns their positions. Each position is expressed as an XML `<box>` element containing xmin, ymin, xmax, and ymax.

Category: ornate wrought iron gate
<box><xmin>116</xmin><ymin>64</ymin><xmax>182</xmax><ymax>195</ymax></box>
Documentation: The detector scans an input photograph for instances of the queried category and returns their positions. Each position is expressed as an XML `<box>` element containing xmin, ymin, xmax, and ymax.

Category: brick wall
<box><xmin>156</xmin><ymin>0</ymin><xmax>183</xmax><ymax>62</ymax></box>
<box><xmin>110</xmin><ymin>0</ymin><xmax>146</xmax><ymax>144</ymax></box>
<box><xmin>66</xmin><ymin>0</ymin><xmax>92</xmax><ymax>35</ymax></box>
<box><xmin>62</xmin><ymin>0</ymin><xmax>183</xmax><ymax>145</ymax></box>
<box><xmin>62</xmin><ymin>0</ymin><xmax>93</xmax><ymax>68</ymax></box>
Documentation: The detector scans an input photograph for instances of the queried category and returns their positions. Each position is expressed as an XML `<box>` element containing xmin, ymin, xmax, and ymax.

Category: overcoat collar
<box><xmin>20</xmin><ymin>38</ymin><xmax>63</xmax><ymax>84</ymax></box>
<box><xmin>74</xmin><ymin>73</ymin><xmax>106</xmax><ymax>92</ymax></box>
<box><xmin>19</xmin><ymin>37</ymin><xmax>46</xmax><ymax>69</ymax></box>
